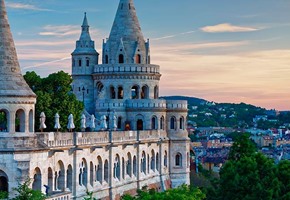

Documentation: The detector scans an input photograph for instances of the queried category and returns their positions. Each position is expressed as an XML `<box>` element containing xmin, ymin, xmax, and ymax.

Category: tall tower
<box><xmin>0</xmin><ymin>0</ymin><xmax>36</xmax><ymax>135</ymax></box>
<box><xmin>72</xmin><ymin>13</ymin><xmax>99</xmax><ymax>113</ymax></box>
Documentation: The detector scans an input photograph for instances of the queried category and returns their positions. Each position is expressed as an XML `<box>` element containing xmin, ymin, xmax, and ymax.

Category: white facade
<box><xmin>0</xmin><ymin>0</ymin><xmax>190</xmax><ymax>199</ymax></box>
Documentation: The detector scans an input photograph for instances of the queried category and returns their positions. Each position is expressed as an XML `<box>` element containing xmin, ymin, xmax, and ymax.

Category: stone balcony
<box><xmin>94</xmin><ymin>64</ymin><xmax>160</xmax><ymax>74</ymax></box>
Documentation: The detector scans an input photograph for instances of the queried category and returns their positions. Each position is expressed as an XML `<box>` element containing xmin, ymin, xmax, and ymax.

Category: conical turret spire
<box><xmin>80</xmin><ymin>12</ymin><xmax>91</xmax><ymax>41</ymax></box>
<box><xmin>103</xmin><ymin>0</ymin><xmax>149</xmax><ymax>64</ymax></box>
<box><xmin>0</xmin><ymin>0</ymin><xmax>35</xmax><ymax>97</ymax></box>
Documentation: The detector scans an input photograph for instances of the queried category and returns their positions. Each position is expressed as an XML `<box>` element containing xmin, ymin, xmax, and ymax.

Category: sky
<box><xmin>5</xmin><ymin>0</ymin><xmax>290</xmax><ymax>110</ymax></box>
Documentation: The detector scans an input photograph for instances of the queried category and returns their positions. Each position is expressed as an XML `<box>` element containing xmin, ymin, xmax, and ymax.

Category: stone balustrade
<box><xmin>36</xmin><ymin>130</ymin><xmax>165</xmax><ymax>148</ymax></box>
<box><xmin>165</xmin><ymin>100</ymin><xmax>188</xmax><ymax>110</ymax></box>
<box><xmin>46</xmin><ymin>192</ymin><xmax>71</xmax><ymax>200</ymax></box>
<box><xmin>94</xmin><ymin>64</ymin><xmax>160</xmax><ymax>74</ymax></box>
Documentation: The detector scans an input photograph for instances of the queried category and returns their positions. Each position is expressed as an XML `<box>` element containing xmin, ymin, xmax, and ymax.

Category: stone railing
<box><xmin>46</xmin><ymin>192</ymin><xmax>71</xmax><ymax>200</ymax></box>
<box><xmin>96</xmin><ymin>99</ymin><xmax>126</xmax><ymax>110</ymax></box>
<box><xmin>166</xmin><ymin>100</ymin><xmax>188</xmax><ymax>110</ymax></box>
<box><xmin>126</xmin><ymin>99</ymin><xmax>167</xmax><ymax>109</ymax></box>
<box><xmin>94</xmin><ymin>64</ymin><xmax>160</xmax><ymax>74</ymax></box>
<box><xmin>36</xmin><ymin>130</ymin><xmax>165</xmax><ymax>148</ymax></box>
<box><xmin>37</xmin><ymin>130</ymin><xmax>166</xmax><ymax>148</ymax></box>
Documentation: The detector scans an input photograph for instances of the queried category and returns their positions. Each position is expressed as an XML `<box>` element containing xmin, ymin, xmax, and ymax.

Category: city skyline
<box><xmin>6</xmin><ymin>0</ymin><xmax>290</xmax><ymax>110</ymax></box>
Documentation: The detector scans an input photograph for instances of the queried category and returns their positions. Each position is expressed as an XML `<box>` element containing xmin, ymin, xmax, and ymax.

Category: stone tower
<box><xmin>0</xmin><ymin>0</ymin><xmax>36</xmax><ymax>135</ymax></box>
<box><xmin>72</xmin><ymin>0</ymin><xmax>190</xmax><ymax>188</ymax></box>
<box><xmin>71</xmin><ymin>13</ymin><xmax>99</xmax><ymax>113</ymax></box>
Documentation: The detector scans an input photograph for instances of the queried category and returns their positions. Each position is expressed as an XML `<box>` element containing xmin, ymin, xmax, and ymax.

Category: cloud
<box><xmin>6</xmin><ymin>2</ymin><xmax>52</xmax><ymax>11</ymax></box>
<box><xmin>201</xmin><ymin>23</ymin><xmax>260</xmax><ymax>33</ymax></box>
<box><xmin>151</xmin><ymin>30</ymin><xmax>195</xmax><ymax>41</ymax></box>
<box><xmin>39</xmin><ymin>25</ymin><xmax>80</xmax><ymax>37</ymax></box>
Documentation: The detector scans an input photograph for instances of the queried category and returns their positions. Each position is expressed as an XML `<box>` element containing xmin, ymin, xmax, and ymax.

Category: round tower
<box><xmin>0</xmin><ymin>0</ymin><xmax>36</xmax><ymax>135</ymax></box>
<box><xmin>72</xmin><ymin>13</ymin><xmax>99</xmax><ymax>113</ymax></box>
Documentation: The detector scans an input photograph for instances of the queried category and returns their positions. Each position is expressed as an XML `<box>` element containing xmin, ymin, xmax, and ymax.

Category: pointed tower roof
<box><xmin>0</xmin><ymin>0</ymin><xmax>35</xmax><ymax>97</ymax></box>
<box><xmin>72</xmin><ymin>12</ymin><xmax>97</xmax><ymax>55</ymax></box>
<box><xmin>104</xmin><ymin>0</ymin><xmax>148</xmax><ymax>64</ymax></box>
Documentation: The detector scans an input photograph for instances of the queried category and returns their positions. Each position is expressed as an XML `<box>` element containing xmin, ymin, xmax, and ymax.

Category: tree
<box><xmin>12</xmin><ymin>179</ymin><xmax>46</xmax><ymax>200</ymax></box>
<box><xmin>122</xmin><ymin>185</ymin><xmax>205</xmax><ymax>200</ymax></box>
<box><xmin>205</xmin><ymin>135</ymin><xmax>286</xmax><ymax>200</ymax></box>
<box><xmin>24</xmin><ymin>71</ymin><xmax>84</xmax><ymax>131</ymax></box>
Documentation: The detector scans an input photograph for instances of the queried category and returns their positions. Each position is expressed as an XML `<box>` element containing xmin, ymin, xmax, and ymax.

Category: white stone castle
<box><xmin>0</xmin><ymin>0</ymin><xmax>190</xmax><ymax>199</ymax></box>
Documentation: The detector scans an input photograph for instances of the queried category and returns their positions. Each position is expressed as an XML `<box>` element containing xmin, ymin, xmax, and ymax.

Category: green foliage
<box><xmin>228</xmin><ymin>133</ymin><xmax>257</xmax><ymax>161</ymax></box>
<box><xmin>12</xmin><ymin>179</ymin><xmax>46</xmax><ymax>200</ymax></box>
<box><xmin>83</xmin><ymin>190</ymin><xmax>97</xmax><ymax>200</ymax></box>
<box><xmin>121</xmin><ymin>185</ymin><xmax>205</xmax><ymax>200</ymax></box>
<box><xmin>24</xmin><ymin>71</ymin><xmax>84</xmax><ymax>131</ymax></box>
<box><xmin>205</xmin><ymin>135</ymin><xmax>290</xmax><ymax>200</ymax></box>
<box><xmin>0</xmin><ymin>191</ymin><xmax>8</xmax><ymax>199</ymax></box>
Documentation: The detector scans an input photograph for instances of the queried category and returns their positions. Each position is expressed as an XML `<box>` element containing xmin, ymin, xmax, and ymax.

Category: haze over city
<box><xmin>6</xmin><ymin>0</ymin><xmax>290</xmax><ymax>110</ymax></box>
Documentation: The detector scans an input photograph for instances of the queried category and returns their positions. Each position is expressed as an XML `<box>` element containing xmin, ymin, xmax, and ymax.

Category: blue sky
<box><xmin>5</xmin><ymin>0</ymin><xmax>290</xmax><ymax>110</ymax></box>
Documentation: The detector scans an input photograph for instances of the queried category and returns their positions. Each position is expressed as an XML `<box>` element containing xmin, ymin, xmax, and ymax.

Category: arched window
<box><xmin>96</xmin><ymin>81</ymin><xmax>104</xmax><ymax>96</ymax></box>
<box><xmin>90</xmin><ymin>162</ymin><xmax>94</xmax><ymax>186</ymax></box>
<box><xmin>57</xmin><ymin>161</ymin><xmax>65</xmax><ymax>191</ymax></box>
<box><xmin>126</xmin><ymin>153</ymin><xmax>132</xmax><ymax>177</ymax></box>
<box><xmin>117</xmin><ymin>117</ymin><xmax>122</xmax><ymax>130</ymax></box>
<box><xmin>141</xmin><ymin>152</ymin><xmax>146</xmax><ymax>174</ymax></box>
<box><xmin>151</xmin><ymin>116</ymin><xmax>157</xmax><ymax>130</ymax></box>
<box><xmin>79</xmin><ymin>159</ymin><xmax>87</xmax><ymax>187</ymax></box>
<box><xmin>136</xmin><ymin>54</ymin><xmax>141</xmax><ymax>64</ymax></box>
<box><xmin>66</xmin><ymin>165</ymin><xmax>73</xmax><ymax>191</ymax></box>
<box><xmin>119</xmin><ymin>54</ymin><xmax>124</xmax><ymax>64</ymax></box>
<box><xmin>104</xmin><ymin>160</ymin><xmax>109</xmax><ymax>183</ymax></box>
<box><xmin>118</xmin><ymin>86</ymin><xmax>123</xmax><ymax>99</ymax></box>
<box><xmin>96</xmin><ymin>156</ymin><xmax>103</xmax><ymax>184</ymax></box>
<box><xmin>32</xmin><ymin>168</ymin><xmax>42</xmax><ymax>191</ymax></box>
<box><xmin>29</xmin><ymin>109</ymin><xmax>33</xmax><ymax>132</ymax></box>
<box><xmin>170</xmin><ymin>117</ymin><xmax>176</xmax><ymax>130</ymax></box>
<box><xmin>137</xmin><ymin>119</ymin><xmax>143</xmax><ymax>131</ymax></box>
<box><xmin>160</xmin><ymin>116</ymin><xmax>164</xmax><ymax>130</ymax></box>
<box><xmin>133</xmin><ymin>156</ymin><xmax>137</xmax><ymax>176</ymax></box>
<box><xmin>78</xmin><ymin>59</ymin><xmax>82</xmax><ymax>67</ymax></box>
<box><xmin>154</xmin><ymin>86</ymin><xmax>159</xmax><ymax>99</ymax></box>
<box><xmin>180</xmin><ymin>117</ymin><xmax>184</xmax><ymax>130</ymax></box>
<box><xmin>47</xmin><ymin>168</ymin><xmax>53</xmax><ymax>194</ymax></box>
<box><xmin>86</xmin><ymin>58</ymin><xmax>90</xmax><ymax>67</ymax></box>
<box><xmin>150</xmin><ymin>150</ymin><xmax>155</xmax><ymax>171</ymax></box>
<box><xmin>15</xmin><ymin>109</ymin><xmax>25</xmax><ymax>133</ymax></box>
<box><xmin>114</xmin><ymin>155</ymin><xmax>120</xmax><ymax>180</ymax></box>
<box><xmin>131</xmin><ymin>86</ymin><xmax>139</xmax><ymax>99</ymax></box>
<box><xmin>110</xmin><ymin>86</ymin><xmax>116</xmax><ymax>99</ymax></box>
<box><xmin>156</xmin><ymin>153</ymin><xmax>159</xmax><ymax>172</ymax></box>
<box><xmin>175</xmin><ymin>153</ymin><xmax>182</xmax><ymax>167</ymax></box>
<box><xmin>0</xmin><ymin>109</ymin><xmax>9</xmax><ymax>132</ymax></box>
<box><xmin>122</xmin><ymin>157</ymin><xmax>125</xmax><ymax>180</ymax></box>
<box><xmin>141</xmin><ymin>85</ymin><xmax>149</xmax><ymax>99</ymax></box>
<box><xmin>164</xmin><ymin>151</ymin><xmax>168</xmax><ymax>167</ymax></box>
<box><xmin>105</xmin><ymin>55</ymin><xmax>109</xmax><ymax>64</ymax></box>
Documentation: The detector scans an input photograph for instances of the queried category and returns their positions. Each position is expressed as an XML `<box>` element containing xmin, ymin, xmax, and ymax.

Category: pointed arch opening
<box><xmin>141</xmin><ymin>85</ymin><xmax>149</xmax><ymax>99</ymax></box>
<box><xmin>160</xmin><ymin>116</ymin><xmax>165</xmax><ymax>130</ymax></box>
<box><xmin>164</xmin><ymin>151</ymin><xmax>168</xmax><ymax>168</ymax></box>
<box><xmin>180</xmin><ymin>117</ymin><xmax>185</xmax><ymax>130</ymax></box>
<box><xmin>135</xmin><ymin>54</ymin><xmax>141</xmax><ymax>64</ymax></box>
<box><xmin>29</xmin><ymin>109</ymin><xmax>33</xmax><ymax>132</ymax></box>
<box><xmin>151</xmin><ymin>116</ymin><xmax>157</xmax><ymax>130</ymax></box>
<box><xmin>110</xmin><ymin>86</ymin><xmax>116</xmax><ymax>99</ymax></box>
<box><xmin>0</xmin><ymin>170</ymin><xmax>8</xmax><ymax>194</ymax></box>
<box><xmin>118</xmin><ymin>86</ymin><xmax>124</xmax><ymax>99</ymax></box>
<box><xmin>150</xmin><ymin>150</ymin><xmax>155</xmax><ymax>171</ymax></box>
<box><xmin>133</xmin><ymin>156</ymin><xmax>137</xmax><ymax>176</ymax></box>
<box><xmin>131</xmin><ymin>85</ymin><xmax>139</xmax><ymax>99</ymax></box>
<box><xmin>56</xmin><ymin>161</ymin><xmax>65</xmax><ymax>191</ymax></box>
<box><xmin>175</xmin><ymin>153</ymin><xmax>182</xmax><ymax>167</ymax></box>
<box><xmin>141</xmin><ymin>151</ymin><xmax>146</xmax><ymax>174</ymax></box>
<box><xmin>0</xmin><ymin>109</ymin><xmax>9</xmax><ymax>132</ymax></box>
<box><xmin>32</xmin><ymin>168</ymin><xmax>42</xmax><ymax>191</ymax></box>
<box><xmin>67</xmin><ymin>165</ymin><xmax>73</xmax><ymax>191</ymax></box>
<box><xmin>119</xmin><ymin>54</ymin><xmax>124</xmax><ymax>64</ymax></box>
<box><xmin>170</xmin><ymin>116</ymin><xmax>176</xmax><ymax>130</ymax></box>
<box><xmin>104</xmin><ymin>160</ymin><xmax>109</xmax><ymax>183</ymax></box>
<box><xmin>126</xmin><ymin>153</ymin><xmax>132</xmax><ymax>177</ymax></box>
<box><xmin>96</xmin><ymin>156</ymin><xmax>103</xmax><ymax>184</ymax></box>
<box><xmin>15</xmin><ymin>109</ymin><xmax>25</xmax><ymax>133</ymax></box>
<box><xmin>156</xmin><ymin>153</ymin><xmax>159</xmax><ymax>172</ymax></box>
<box><xmin>79</xmin><ymin>159</ymin><xmax>88</xmax><ymax>187</ymax></box>
<box><xmin>90</xmin><ymin>162</ymin><xmax>94</xmax><ymax>186</ymax></box>
<box><xmin>154</xmin><ymin>86</ymin><xmax>159</xmax><ymax>99</ymax></box>
<box><xmin>47</xmin><ymin>168</ymin><xmax>53</xmax><ymax>194</ymax></box>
